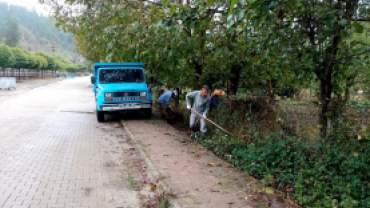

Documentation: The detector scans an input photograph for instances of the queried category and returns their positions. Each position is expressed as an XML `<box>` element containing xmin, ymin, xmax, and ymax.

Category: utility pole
<box><xmin>51</xmin><ymin>38</ymin><xmax>56</xmax><ymax>78</ymax></box>
<box><xmin>51</xmin><ymin>40</ymin><xmax>56</xmax><ymax>55</ymax></box>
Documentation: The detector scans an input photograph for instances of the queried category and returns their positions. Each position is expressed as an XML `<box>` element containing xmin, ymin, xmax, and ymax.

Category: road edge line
<box><xmin>121</xmin><ymin>120</ymin><xmax>182</xmax><ymax>208</ymax></box>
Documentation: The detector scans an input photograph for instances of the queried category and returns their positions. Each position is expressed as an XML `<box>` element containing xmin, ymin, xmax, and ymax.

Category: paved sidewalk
<box><xmin>0</xmin><ymin>78</ymin><xmax>139</xmax><ymax>208</ymax></box>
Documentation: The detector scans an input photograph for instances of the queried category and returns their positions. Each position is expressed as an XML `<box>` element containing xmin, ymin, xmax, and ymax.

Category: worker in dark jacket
<box><xmin>158</xmin><ymin>90</ymin><xmax>177</xmax><ymax>120</ymax></box>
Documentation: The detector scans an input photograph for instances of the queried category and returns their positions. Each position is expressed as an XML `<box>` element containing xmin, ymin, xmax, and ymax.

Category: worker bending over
<box><xmin>186</xmin><ymin>85</ymin><xmax>211</xmax><ymax>139</ymax></box>
<box><xmin>158</xmin><ymin>90</ymin><xmax>177</xmax><ymax>121</ymax></box>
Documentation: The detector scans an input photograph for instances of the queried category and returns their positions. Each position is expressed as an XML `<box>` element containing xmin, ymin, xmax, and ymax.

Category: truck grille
<box><xmin>112</xmin><ymin>92</ymin><xmax>140</xmax><ymax>97</ymax></box>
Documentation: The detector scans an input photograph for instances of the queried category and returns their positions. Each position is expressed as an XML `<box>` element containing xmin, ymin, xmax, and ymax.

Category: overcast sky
<box><xmin>0</xmin><ymin>0</ymin><xmax>50</xmax><ymax>16</ymax></box>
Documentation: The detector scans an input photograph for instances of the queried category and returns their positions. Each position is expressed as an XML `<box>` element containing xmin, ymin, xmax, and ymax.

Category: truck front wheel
<box><xmin>97</xmin><ymin>110</ymin><xmax>104</xmax><ymax>122</ymax></box>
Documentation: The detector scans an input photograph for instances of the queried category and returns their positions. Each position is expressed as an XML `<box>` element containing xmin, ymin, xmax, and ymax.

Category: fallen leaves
<box><xmin>265</xmin><ymin>187</ymin><xmax>275</xmax><ymax>195</ymax></box>
<box><xmin>207</xmin><ymin>162</ymin><xmax>214</xmax><ymax>167</ymax></box>
<box><xmin>150</xmin><ymin>184</ymin><xmax>157</xmax><ymax>191</ymax></box>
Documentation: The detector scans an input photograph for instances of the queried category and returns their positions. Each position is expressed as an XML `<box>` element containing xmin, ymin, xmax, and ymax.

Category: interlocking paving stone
<box><xmin>0</xmin><ymin>78</ymin><xmax>139</xmax><ymax>208</ymax></box>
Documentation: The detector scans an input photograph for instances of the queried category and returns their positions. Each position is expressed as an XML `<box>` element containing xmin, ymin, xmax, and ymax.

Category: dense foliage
<box><xmin>202</xmin><ymin>133</ymin><xmax>370</xmax><ymax>208</ymax></box>
<box><xmin>0</xmin><ymin>44</ymin><xmax>14</xmax><ymax>68</ymax></box>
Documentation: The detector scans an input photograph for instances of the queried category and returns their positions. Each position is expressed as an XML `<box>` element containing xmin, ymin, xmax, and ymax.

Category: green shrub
<box><xmin>202</xmin><ymin>133</ymin><xmax>370</xmax><ymax>208</ymax></box>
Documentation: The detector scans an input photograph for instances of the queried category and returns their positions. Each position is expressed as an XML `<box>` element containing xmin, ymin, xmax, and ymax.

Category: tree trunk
<box><xmin>344</xmin><ymin>75</ymin><xmax>355</xmax><ymax>103</ymax></box>
<box><xmin>344</xmin><ymin>88</ymin><xmax>350</xmax><ymax>103</ymax></box>
<box><xmin>268</xmin><ymin>80</ymin><xmax>275</xmax><ymax>101</ymax></box>
<box><xmin>229</xmin><ymin>66</ymin><xmax>241</xmax><ymax>95</ymax></box>
<box><xmin>193</xmin><ymin>29</ymin><xmax>206</xmax><ymax>89</ymax></box>
<box><xmin>194</xmin><ymin>61</ymin><xmax>203</xmax><ymax>89</ymax></box>
<box><xmin>175</xmin><ymin>87</ymin><xmax>180</xmax><ymax>108</ymax></box>
<box><xmin>317</xmin><ymin>27</ymin><xmax>341</xmax><ymax>138</ymax></box>
<box><xmin>319</xmin><ymin>79</ymin><xmax>333</xmax><ymax>138</ymax></box>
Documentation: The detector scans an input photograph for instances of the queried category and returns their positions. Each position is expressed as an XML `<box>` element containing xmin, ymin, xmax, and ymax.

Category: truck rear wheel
<box><xmin>97</xmin><ymin>110</ymin><xmax>104</xmax><ymax>122</ymax></box>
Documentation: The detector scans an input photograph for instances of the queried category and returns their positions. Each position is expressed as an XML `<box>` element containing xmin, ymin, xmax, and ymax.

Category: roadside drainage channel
<box><xmin>121</xmin><ymin>120</ymin><xmax>182</xmax><ymax>208</ymax></box>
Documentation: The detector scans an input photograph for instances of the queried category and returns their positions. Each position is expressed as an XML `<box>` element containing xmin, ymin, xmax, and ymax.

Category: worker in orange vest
<box><xmin>210</xmin><ymin>90</ymin><xmax>225</xmax><ymax>112</ymax></box>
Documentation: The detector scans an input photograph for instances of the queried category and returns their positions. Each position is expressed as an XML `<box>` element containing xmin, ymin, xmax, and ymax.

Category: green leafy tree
<box><xmin>0</xmin><ymin>44</ymin><xmax>15</xmax><ymax>70</ymax></box>
<box><xmin>11</xmin><ymin>48</ymin><xmax>28</xmax><ymax>69</ymax></box>
<box><xmin>24</xmin><ymin>52</ymin><xmax>37</xmax><ymax>69</ymax></box>
<box><xmin>32</xmin><ymin>54</ymin><xmax>48</xmax><ymax>70</ymax></box>
<box><xmin>10</xmin><ymin>48</ymin><xmax>28</xmax><ymax>79</ymax></box>
<box><xmin>36</xmin><ymin>53</ymin><xmax>56</xmax><ymax>70</ymax></box>
<box><xmin>41</xmin><ymin>0</ymin><xmax>249</xmax><ymax>92</ymax></box>
<box><xmin>241</xmin><ymin>0</ymin><xmax>370</xmax><ymax>137</ymax></box>
<box><xmin>36</xmin><ymin>54</ymin><xmax>49</xmax><ymax>69</ymax></box>
<box><xmin>4</xmin><ymin>19</ymin><xmax>21</xmax><ymax>47</ymax></box>
<box><xmin>42</xmin><ymin>0</ymin><xmax>370</xmax><ymax>136</ymax></box>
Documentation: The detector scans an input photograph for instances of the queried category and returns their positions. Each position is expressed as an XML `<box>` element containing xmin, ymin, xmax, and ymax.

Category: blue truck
<box><xmin>91</xmin><ymin>62</ymin><xmax>153</xmax><ymax>122</ymax></box>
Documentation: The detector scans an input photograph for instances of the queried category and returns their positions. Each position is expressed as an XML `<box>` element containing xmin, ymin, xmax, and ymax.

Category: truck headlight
<box><xmin>105</xmin><ymin>93</ymin><xmax>112</xmax><ymax>97</ymax></box>
<box><xmin>140</xmin><ymin>92</ymin><xmax>147</xmax><ymax>96</ymax></box>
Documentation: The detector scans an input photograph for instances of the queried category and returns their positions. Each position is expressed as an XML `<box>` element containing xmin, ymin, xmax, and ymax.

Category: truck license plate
<box><xmin>120</xmin><ymin>104</ymin><xmax>133</xmax><ymax>108</ymax></box>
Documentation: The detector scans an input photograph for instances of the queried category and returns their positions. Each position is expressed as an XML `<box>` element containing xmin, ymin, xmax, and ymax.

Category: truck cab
<box><xmin>90</xmin><ymin>62</ymin><xmax>153</xmax><ymax>122</ymax></box>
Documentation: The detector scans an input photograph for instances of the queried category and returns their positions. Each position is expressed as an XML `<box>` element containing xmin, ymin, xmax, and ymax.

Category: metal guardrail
<box><xmin>0</xmin><ymin>69</ymin><xmax>55</xmax><ymax>79</ymax></box>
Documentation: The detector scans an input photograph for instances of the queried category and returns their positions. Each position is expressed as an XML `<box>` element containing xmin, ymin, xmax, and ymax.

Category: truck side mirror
<box><xmin>148</xmin><ymin>84</ymin><xmax>154</xmax><ymax>93</ymax></box>
<box><xmin>91</xmin><ymin>76</ymin><xmax>96</xmax><ymax>84</ymax></box>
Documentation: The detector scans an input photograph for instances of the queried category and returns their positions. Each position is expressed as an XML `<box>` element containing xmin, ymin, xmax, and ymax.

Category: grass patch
<box><xmin>160</xmin><ymin>197</ymin><xmax>169</xmax><ymax>208</ymax></box>
<box><xmin>127</xmin><ymin>173</ymin><xmax>139</xmax><ymax>191</ymax></box>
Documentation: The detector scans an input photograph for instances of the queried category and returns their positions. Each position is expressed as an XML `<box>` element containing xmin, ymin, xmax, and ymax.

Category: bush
<box><xmin>202</xmin><ymin>133</ymin><xmax>370</xmax><ymax>208</ymax></box>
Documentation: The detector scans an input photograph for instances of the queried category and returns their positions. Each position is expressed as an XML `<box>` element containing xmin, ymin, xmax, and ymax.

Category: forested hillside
<box><xmin>0</xmin><ymin>2</ymin><xmax>79</xmax><ymax>62</ymax></box>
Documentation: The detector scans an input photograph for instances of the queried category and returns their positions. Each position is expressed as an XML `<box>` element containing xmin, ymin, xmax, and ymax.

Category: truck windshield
<box><xmin>99</xmin><ymin>69</ymin><xmax>144</xmax><ymax>83</ymax></box>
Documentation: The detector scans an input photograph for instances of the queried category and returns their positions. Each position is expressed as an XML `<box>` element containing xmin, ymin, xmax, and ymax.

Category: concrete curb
<box><xmin>121</xmin><ymin>120</ymin><xmax>182</xmax><ymax>208</ymax></box>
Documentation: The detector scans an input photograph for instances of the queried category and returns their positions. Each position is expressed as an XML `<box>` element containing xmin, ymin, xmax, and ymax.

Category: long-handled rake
<box><xmin>190</xmin><ymin>109</ymin><xmax>234</xmax><ymax>136</ymax></box>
